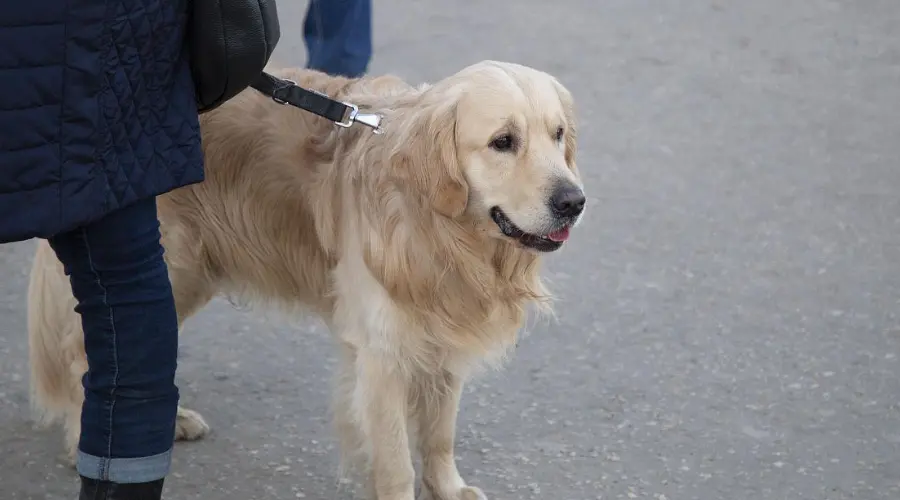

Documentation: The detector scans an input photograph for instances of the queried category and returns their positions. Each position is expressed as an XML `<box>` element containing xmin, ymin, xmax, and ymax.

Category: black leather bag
<box><xmin>188</xmin><ymin>0</ymin><xmax>281</xmax><ymax>113</ymax></box>
<box><xmin>185</xmin><ymin>0</ymin><xmax>383</xmax><ymax>131</ymax></box>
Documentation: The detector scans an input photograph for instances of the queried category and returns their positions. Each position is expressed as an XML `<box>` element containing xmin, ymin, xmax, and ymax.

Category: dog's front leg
<box><xmin>355</xmin><ymin>350</ymin><xmax>416</xmax><ymax>500</ymax></box>
<box><xmin>417</xmin><ymin>372</ymin><xmax>487</xmax><ymax>500</ymax></box>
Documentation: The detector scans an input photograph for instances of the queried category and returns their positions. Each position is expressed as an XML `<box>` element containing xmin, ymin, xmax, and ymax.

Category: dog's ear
<box><xmin>551</xmin><ymin>78</ymin><xmax>578</xmax><ymax>172</ymax></box>
<box><xmin>387</xmin><ymin>97</ymin><xmax>469</xmax><ymax>218</ymax></box>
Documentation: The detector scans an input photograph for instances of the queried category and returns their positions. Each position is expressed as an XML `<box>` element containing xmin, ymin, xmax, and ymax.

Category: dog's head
<box><xmin>387</xmin><ymin>61</ymin><xmax>585</xmax><ymax>253</ymax></box>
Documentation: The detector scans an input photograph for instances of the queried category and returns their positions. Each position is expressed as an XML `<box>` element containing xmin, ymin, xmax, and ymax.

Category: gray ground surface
<box><xmin>3</xmin><ymin>1</ymin><xmax>900</xmax><ymax>499</ymax></box>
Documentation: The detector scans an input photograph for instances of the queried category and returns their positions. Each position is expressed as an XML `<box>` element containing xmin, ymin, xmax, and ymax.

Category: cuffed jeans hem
<box><xmin>77</xmin><ymin>448</ymin><xmax>172</xmax><ymax>483</ymax></box>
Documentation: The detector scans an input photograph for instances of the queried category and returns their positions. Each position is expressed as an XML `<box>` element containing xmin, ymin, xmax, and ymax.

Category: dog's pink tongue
<box><xmin>547</xmin><ymin>226</ymin><xmax>570</xmax><ymax>242</ymax></box>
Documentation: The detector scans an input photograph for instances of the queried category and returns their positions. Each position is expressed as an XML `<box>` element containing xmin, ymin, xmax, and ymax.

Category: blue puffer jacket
<box><xmin>0</xmin><ymin>0</ymin><xmax>205</xmax><ymax>243</ymax></box>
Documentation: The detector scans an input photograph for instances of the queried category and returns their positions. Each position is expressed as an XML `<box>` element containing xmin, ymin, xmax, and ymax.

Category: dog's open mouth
<box><xmin>490</xmin><ymin>207</ymin><xmax>571</xmax><ymax>252</ymax></box>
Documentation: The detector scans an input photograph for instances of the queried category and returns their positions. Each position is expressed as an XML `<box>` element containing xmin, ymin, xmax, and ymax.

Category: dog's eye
<box><xmin>490</xmin><ymin>134</ymin><xmax>515</xmax><ymax>152</ymax></box>
<box><xmin>555</xmin><ymin>126</ymin><xmax>565</xmax><ymax>142</ymax></box>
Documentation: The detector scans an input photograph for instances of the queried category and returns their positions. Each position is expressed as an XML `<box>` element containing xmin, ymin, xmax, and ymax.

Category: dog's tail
<box><xmin>27</xmin><ymin>240</ymin><xmax>83</xmax><ymax>427</ymax></box>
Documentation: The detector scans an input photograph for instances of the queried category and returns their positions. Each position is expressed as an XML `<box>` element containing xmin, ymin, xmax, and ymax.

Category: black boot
<box><xmin>79</xmin><ymin>475</ymin><xmax>165</xmax><ymax>500</ymax></box>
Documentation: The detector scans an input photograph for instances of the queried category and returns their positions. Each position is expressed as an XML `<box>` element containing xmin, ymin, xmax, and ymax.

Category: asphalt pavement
<box><xmin>2</xmin><ymin>1</ymin><xmax>900</xmax><ymax>499</ymax></box>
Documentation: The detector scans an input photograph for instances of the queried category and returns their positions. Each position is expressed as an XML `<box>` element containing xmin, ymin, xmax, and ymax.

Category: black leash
<box><xmin>250</xmin><ymin>72</ymin><xmax>384</xmax><ymax>133</ymax></box>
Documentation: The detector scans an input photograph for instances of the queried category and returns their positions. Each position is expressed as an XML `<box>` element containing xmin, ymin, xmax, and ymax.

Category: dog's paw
<box><xmin>60</xmin><ymin>451</ymin><xmax>77</xmax><ymax>469</ymax></box>
<box><xmin>419</xmin><ymin>486</ymin><xmax>488</xmax><ymax>500</ymax></box>
<box><xmin>174</xmin><ymin>407</ymin><xmax>210</xmax><ymax>441</ymax></box>
<box><xmin>458</xmin><ymin>486</ymin><xmax>487</xmax><ymax>500</ymax></box>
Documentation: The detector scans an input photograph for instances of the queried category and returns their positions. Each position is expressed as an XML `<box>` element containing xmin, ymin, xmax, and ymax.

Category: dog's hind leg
<box><xmin>166</xmin><ymin>260</ymin><xmax>218</xmax><ymax>446</ymax></box>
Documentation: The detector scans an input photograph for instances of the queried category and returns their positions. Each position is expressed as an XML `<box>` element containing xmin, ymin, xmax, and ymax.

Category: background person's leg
<box><xmin>303</xmin><ymin>0</ymin><xmax>373</xmax><ymax>78</ymax></box>
<box><xmin>48</xmin><ymin>197</ymin><xmax>179</xmax><ymax>494</ymax></box>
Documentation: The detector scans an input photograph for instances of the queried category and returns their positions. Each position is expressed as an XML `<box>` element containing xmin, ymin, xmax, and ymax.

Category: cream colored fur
<box><xmin>27</xmin><ymin>61</ymin><xmax>584</xmax><ymax>500</ymax></box>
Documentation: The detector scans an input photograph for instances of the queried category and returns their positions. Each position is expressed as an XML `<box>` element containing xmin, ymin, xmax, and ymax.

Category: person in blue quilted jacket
<box><xmin>0</xmin><ymin>1</ymin><xmax>204</xmax><ymax>499</ymax></box>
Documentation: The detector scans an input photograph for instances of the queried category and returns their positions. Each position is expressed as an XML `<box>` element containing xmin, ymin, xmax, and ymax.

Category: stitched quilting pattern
<box><xmin>97</xmin><ymin>0</ymin><xmax>204</xmax><ymax>209</ymax></box>
<box><xmin>0</xmin><ymin>0</ymin><xmax>204</xmax><ymax>242</ymax></box>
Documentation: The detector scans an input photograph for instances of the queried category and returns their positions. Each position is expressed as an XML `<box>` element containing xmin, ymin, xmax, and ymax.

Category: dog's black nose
<box><xmin>550</xmin><ymin>184</ymin><xmax>586</xmax><ymax>218</ymax></box>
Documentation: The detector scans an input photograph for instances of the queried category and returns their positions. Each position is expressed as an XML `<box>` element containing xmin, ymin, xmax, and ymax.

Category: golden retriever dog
<box><xmin>26</xmin><ymin>60</ymin><xmax>586</xmax><ymax>500</ymax></box>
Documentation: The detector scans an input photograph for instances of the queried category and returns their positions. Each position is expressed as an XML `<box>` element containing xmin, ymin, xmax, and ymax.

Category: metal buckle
<box><xmin>271</xmin><ymin>79</ymin><xmax>384</xmax><ymax>134</ymax></box>
<box><xmin>271</xmin><ymin>79</ymin><xmax>296</xmax><ymax>105</ymax></box>
<box><xmin>336</xmin><ymin>103</ymin><xmax>384</xmax><ymax>134</ymax></box>
<box><xmin>354</xmin><ymin>111</ymin><xmax>385</xmax><ymax>134</ymax></box>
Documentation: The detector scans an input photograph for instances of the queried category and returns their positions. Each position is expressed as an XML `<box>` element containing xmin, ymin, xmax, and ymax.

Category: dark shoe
<box><xmin>79</xmin><ymin>475</ymin><xmax>165</xmax><ymax>500</ymax></box>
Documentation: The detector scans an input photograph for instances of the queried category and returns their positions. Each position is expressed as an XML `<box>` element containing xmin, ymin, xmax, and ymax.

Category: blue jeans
<box><xmin>48</xmin><ymin>197</ymin><xmax>179</xmax><ymax>483</ymax></box>
<box><xmin>304</xmin><ymin>0</ymin><xmax>372</xmax><ymax>78</ymax></box>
